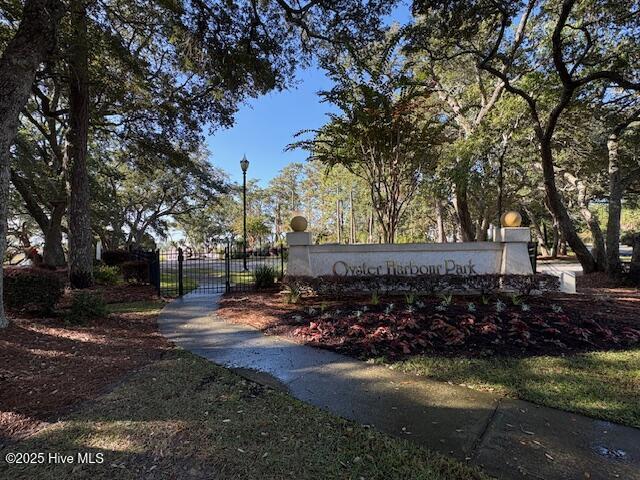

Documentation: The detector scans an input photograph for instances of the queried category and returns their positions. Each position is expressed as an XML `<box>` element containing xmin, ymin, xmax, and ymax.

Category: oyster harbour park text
<box><xmin>331</xmin><ymin>259</ymin><xmax>478</xmax><ymax>276</ymax></box>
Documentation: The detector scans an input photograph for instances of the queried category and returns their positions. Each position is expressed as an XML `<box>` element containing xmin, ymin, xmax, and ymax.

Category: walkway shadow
<box><xmin>156</xmin><ymin>293</ymin><xmax>640</xmax><ymax>480</ymax></box>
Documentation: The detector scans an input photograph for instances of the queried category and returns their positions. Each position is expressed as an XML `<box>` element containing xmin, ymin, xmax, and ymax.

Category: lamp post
<box><xmin>240</xmin><ymin>155</ymin><xmax>249</xmax><ymax>270</ymax></box>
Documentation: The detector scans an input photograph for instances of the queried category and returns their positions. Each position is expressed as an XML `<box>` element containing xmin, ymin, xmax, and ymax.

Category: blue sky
<box><xmin>205</xmin><ymin>62</ymin><xmax>335</xmax><ymax>187</ymax></box>
<box><xmin>205</xmin><ymin>2</ymin><xmax>412</xmax><ymax>187</ymax></box>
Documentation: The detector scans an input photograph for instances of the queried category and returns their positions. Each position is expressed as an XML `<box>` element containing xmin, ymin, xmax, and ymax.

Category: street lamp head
<box><xmin>240</xmin><ymin>155</ymin><xmax>249</xmax><ymax>173</ymax></box>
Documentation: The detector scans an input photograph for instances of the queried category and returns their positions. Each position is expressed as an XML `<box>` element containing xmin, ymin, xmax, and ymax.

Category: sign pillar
<box><xmin>286</xmin><ymin>231</ymin><xmax>312</xmax><ymax>276</ymax></box>
<box><xmin>498</xmin><ymin>227</ymin><xmax>533</xmax><ymax>275</ymax></box>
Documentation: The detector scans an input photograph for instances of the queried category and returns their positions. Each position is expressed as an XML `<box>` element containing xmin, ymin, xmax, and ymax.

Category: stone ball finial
<box><xmin>501</xmin><ymin>211</ymin><xmax>523</xmax><ymax>227</ymax></box>
<box><xmin>290</xmin><ymin>215</ymin><xmax>308</xmax><ymax>232</ymax></box>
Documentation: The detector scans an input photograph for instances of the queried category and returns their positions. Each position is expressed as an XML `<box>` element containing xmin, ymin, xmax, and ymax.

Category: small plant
<box><xmin>292</xmin><ymin>314</ymin><xmax>303</xmax><ymax>322</ymax></box>
<box><xmin>370</xmin><ymin>291</ymin><xmax>380</xmax><ymax>306</ymax></box>
<box><xmin>404</xmin><ymin>293</ymin><xmax>416</xmax><ymax>305</ymax></box>
<box><xmin>65</xmin><ymin>292</ymin><xmax>107</xmax><ymax>324</ymax></box>
<box><xmin>439</xmin><ymin>293</ymin><xmax>453</xmax><ymax>306</ymax></box>
<box><xmin>94</xmin><ymin>265</ymin><xmax>120</xmax><ymax>285</ymax></box>
<box><xmin>551</xmin><ymin>304</ymin><xmax>563</xmax><ymax>313</ymax></box>
<box><xmin>3</xmin><ymin>268</ymin><xmax>64</xmax><ymax>314</ymax></box>
<box><xmin>384</xmin><ymin>303</ymin><xmax>395</xmax><ymax>315</ymax></box>
<box><xmin>495</xmin><ymin>299</ymin><xmax>506</xmax><ymax>313</ymax></box>
<box><xmin>435</xmin><ymin>303</ymin><xmax>447</xmax><ymax>312</ymax></box>
<box><xmin>284</xmin><ymin>284</ymin><xmax>301</xmax><ymax>304</ymax></box>
<box><xmin>319</xmin><ymin>302</ymin><xmax>328</xmax><ymax>313</ymax></box>
<box><xmin>510</xmin><ymin>294</ymin><xmax>523</xmax><ymax>306</ymax></box>
<box><xmin>354</xmin><ymin>310</ymin><xmax>363</xmax><ymax>318</ymax></box>
<box><xmin>120</xmin><ymin>260</ymin><xmax>149</xmax><ymax>283</ymax></box>
<box><xmin>466</xmin><ymin>274</ymin><xmax>501</xmax><ymax>295</ymax></box>
<box><xmin>307</xmin><ymin>306</ymin><xmax>317</xmax><ymax>315</ymax></box>
<box><xmin>254</xmin><ymin>265</ymin><xmax>276</xmax><ymax>289</ymax></box>
<box><xmin>503</xmin><ymin>274</ymin><xmax>560</xmax><ymax>296</ymax></box>
<box><xmin>520</xmin><ymin>303</ymin><xmax>531</xmax><ymax>312</ymax></box>
<box><xmin>362</xmin><ymin>305</ymin><xmax>369</xmax><ymax>312</ymax></box>
<box><xmin>405</xmin><ymin>305</ymin><xmax>415</xmax><ymax>314</ymax></box>
<box><xmin>467</xmin><ymin>302</ymin><xmax>477</xmax><ymax>313</ymax></box>
<box><xmin>415</xmin><ymin>300</ymin><xmax>426</xmax><ymax>309</ymax></box>
<box><xmin>481</xmin><ymin>295</ymin><xmax>490</xmax><ymax>305</ymax></box>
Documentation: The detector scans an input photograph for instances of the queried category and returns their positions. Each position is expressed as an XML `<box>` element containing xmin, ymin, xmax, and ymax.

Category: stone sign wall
<box><xmin>286</xmin><ymin>227</ymin><xmax>534</xmax><ymax>278</ymax></box>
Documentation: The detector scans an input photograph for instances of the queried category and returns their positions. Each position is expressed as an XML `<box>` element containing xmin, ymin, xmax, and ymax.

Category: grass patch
<box><xmin>388</xmin><ymin>349</ymin><xmax>640</xmax><ymax>428</ymax></box>
<box><xmin>160</xmin><ymin>272</ymin><xmax>198</xmax><ymax>296</ymax></box>
<box><xmin>106</xmin><ymin>300</ymin><xmax>166</xmax><ymax>314</ymax></box>
<box><xmin>230</xmin><ymin>271</ymin><xmax>254</xmax><ymax>284</ymax></box>
<box><xmin>3</xmin><ymin>351</ymin><xmax>488</xmax><ymax>480</ymax></box>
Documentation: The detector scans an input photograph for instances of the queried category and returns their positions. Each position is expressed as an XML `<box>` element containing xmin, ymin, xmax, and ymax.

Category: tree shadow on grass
<box><xmin>3</xmin><ymin>350</ymin><xmax>639</xmax><ymax>480</ymax></box>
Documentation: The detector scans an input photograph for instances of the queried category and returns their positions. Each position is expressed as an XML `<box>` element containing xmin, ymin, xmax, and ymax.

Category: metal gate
<box><xmin>150</xmin><ymin>242</ymin><xmax>286</xmax><ymax>296</ymax></box>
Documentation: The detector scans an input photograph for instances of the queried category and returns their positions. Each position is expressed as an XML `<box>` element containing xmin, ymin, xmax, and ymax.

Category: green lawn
<box><xmin>2</xmin><ymin>350</ymin><xmax>488</xmax><ymax>480</ymax></box>
<box><xmin>229</xmin><ymin>271</ymin><xmax>254</xmax><ymax>284</ymax></box>
<box><xmin>386</xmin><ymin>349</ymin><xmax>640</xmax><ymax>428</ymax></box>
<box><xmin>106</xmin><ymin>300</ymin><xmax>166</xmax><ymax>314</ymax></box>
<box><xmin>160</xmin><ymin>270</ymin><xmax>260</xmax><ymax>296</ymax></box>
<box><xmin>160</xmin><ymin>272</ymin><xmax>199</xmax><ymax>295</ymax></box>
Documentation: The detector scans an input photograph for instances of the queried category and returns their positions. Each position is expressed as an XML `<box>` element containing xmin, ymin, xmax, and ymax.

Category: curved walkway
<box><xmin>159</xmin><ymin>291</ymin><xmax>640</xmax><ymax>480</ymax></box>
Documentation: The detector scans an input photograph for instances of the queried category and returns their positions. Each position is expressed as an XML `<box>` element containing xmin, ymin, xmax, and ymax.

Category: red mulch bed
<box><xmin>0</xmin><ymin>285</ymin><xmax>172</xmax><ymax>448</ymax></box>
<box><xmin>218</xmin><ymin>279</ymin><xmax>640</xmax><ymax>360</ymax></box>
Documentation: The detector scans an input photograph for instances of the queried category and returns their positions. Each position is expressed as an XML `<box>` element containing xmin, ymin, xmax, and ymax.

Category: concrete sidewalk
<box><xmin>159</xmin><ymin>292</ymin><xmax>640</xmax><ymax>480</ymax></box>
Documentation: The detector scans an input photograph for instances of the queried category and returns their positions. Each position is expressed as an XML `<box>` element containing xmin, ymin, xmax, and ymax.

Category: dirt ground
<box><xmin>0</xmin><ymin>285</ymin><xmax>172</xmax><ymax>447</ymax></box>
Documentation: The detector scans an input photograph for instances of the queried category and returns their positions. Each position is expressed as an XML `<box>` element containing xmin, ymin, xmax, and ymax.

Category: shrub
<box><xmin>254</xmin><ymin>265</ymin><xmax>276</xmax><ymax>289</ymax></box>
<box><xmin>94</xmin><ymin>265</ymin><xmax>120</xmax><ymax>285</ymax></box>
<box><xmin>466</xmin><ymin>274</ymin><xmax>502</xmax><ymax>295</ymax></box>
<box><xmin>503</xmin><ymin>274</ymin><xmax>560</xmax><ymax>296</ymax></box>
<box><xmin>284</xmin><ymin>283</ymin><xmax>302</xmax><ymax>304</ymax></box>
<box><xmin>284</xmin><ymin>273</ymin><xmax>560</xmax><ymax>297</ymax></box>
<box><xmin>120</xmin><ymin>260</ymin><xmax>150</xmax><ymax>283</ymax></box>
<box><xmin>65</xmin><ymin>292</ymin><xmax>107</xmax><ymax>324</ymax></box>
<box><xmin>102</xmin><ymin>250</ymin><xmax>133</xmax><ymax>266</ymax></box>
<box><xmin>3</xmin><ymin>268</ymin><xmax>64</xmax><ymax>313</ymax></box>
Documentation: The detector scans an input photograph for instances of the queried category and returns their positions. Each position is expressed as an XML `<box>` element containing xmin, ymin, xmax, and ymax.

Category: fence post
<box><xmin>178</xmin><ymin>247</ymin><xmax>184</xmax><ymax>296</ymax></box>
<box><xmin>527</xmin><ymin>241</ymin><xmax>538</xmax><ymax>274</ymax></box>
<box><xmin>154</xmin><ymin>249</ymin><xmax>161</xmax><ymax>295</ymax></box>
<box><xmin>225</xmin><ymin>241</ymin><xmax>230</xmax><ymax>293</ymax></box>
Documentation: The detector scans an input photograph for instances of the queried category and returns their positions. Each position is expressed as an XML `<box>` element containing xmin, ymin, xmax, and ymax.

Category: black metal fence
<box><xmin>147</xmin><ymin>242</ymin><xmax>286</xmax><ymax>296</ymax></box>
<box><xmin>527</xmin><ymin>241</ymin><xmax>538</xmax><ymax>273</ymax></box>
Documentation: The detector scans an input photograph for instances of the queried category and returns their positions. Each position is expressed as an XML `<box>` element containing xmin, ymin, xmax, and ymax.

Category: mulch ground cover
<box><xmin>219</xmin><ymin>277</ymin><xmax>640</xmax><ymax>360</ymax></box>
<box><xmin>0</xmin><ymin>285</ymin><xmax>172</xmax><ymax>448</ymax></box>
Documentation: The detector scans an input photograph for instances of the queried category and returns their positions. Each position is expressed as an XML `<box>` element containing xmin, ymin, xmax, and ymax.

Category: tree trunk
<box><xmin>43</xmin><ymin>202</ymin><xmax>66</xmax><ymax>266</ymax></box>
<box><xmin>629</xmin><ymin>234</ymin><xmax>640</xmax><ymax>285</ymax></box>
<box><xmin>453</xmin><ymin>180</ymin><xmax>475</xmax><ymax>242</ymax></box>
<box><xmin>524</xmin><ymin>207</ymin><xmax>550</xmax><ymax>257</ymax></box>
<box><xmin>475</xmin><ymin>211</ymin><xmax>489</xmax><ymax>241</ymax></box>
<box><xmin>335</xmin><ymin>197</ymin><xmax>342</xmax><ymax>243</ymax></box>
<box><xmin>349</xmin><ymin>188</ymin><xmax>356</xmax><ymax>244</ymax></box>
<box><xmin>435</xmin><ymin>200</ymin><xmax>447</xmax><ymax>243</ymax></box>
<box><xmin>66</xmin><ymin>0</ymin><xmax>93</xmax><ymax>288</ymax></box>
<box><xmin>606</xmin><ymin>132</ymin><xmax>624</xmax><ymax>276</ymax></box>
<box><xmin>576</xmin><ymin>181</ymin><xmax>606</xmax><ymax>271</ymax></box>
<box><xmin>540</xmin><ymin>142</ymin><xmax>596</xmax><ymax>272</ymax></box>
<box><xmin>550</xmin><ymin>220</ymin><xmax>559</xmax><ymax>258</ymax></box>
<box><xmin>560</xmin><ymin>239</ymin><xmax>567</xmax><ymax>256</ymax></box>
<box><xmin>10</xmin><ymin>171</ymin><xmax>67</xmax><ymax>267</ymax></box>
<box><xmin>0</xmin><ymin>0</ymin><xmax>64</xmax><ymax>328</ymax></box>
